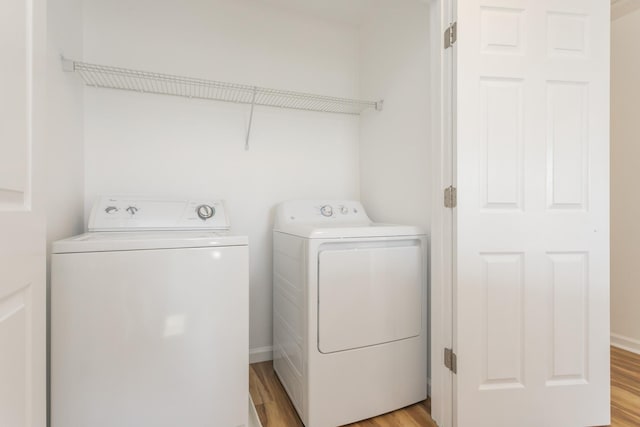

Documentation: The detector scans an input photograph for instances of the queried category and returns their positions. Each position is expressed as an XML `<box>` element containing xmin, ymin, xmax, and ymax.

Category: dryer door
<box><xmin>317</xmin><ymin>240</ymin><xmax>423</xmax><ymax>354</ymax></box>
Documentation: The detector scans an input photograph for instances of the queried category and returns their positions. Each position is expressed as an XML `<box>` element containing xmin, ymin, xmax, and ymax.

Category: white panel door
<box><xmin>0</xmin><ymin>0</ymin><xmax>46</xmax><ymax>426</ymax></box>
<box><xmin>454</xmin><ymin>0</ymin><xmax>610</xmax><ymax>426</ymax></box>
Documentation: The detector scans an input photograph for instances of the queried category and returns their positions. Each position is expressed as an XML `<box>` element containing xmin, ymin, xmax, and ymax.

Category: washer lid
<box><xmin>52</xmin><ymin>231</ymin><xmax>248</xmax><ymax>254</ymax></box>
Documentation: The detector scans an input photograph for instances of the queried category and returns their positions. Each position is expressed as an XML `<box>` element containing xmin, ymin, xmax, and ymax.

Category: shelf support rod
<box><xmin>245</xmin><ymin>87</ymin><xmax>257</xmax><ymax>151</ymax></box>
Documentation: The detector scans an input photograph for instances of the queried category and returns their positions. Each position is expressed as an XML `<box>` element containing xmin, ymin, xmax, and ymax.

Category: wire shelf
<box><xmin>63</xmin><ymin>58</ymin><xmax>382</xmax><ymax>115</ymax></box>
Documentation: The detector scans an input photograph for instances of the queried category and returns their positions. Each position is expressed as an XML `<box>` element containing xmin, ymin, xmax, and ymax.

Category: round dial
<box><xmin>320</xmin><ymin>205</ymin><xmax>333</xmax><ymax>217</ymax></box>
<box><xmin>105</xmin><ymin>206</ymin><xmax>118</xmax><ymax>214</ymax></box>
<box><xmin>196</xmin><ymin>204</ymin><xmax>215</xmax><ymax>220</ymax></box>
<box><xmin>340</xmin><ymin>205</ymin><xmax>349</xmax><ymax>215</ymax></box>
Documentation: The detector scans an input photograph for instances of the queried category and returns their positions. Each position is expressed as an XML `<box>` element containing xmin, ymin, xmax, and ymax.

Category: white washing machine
<box><xmin>51</xmin><ymin>196</ymin><xmax>249</xmax><ymax>427</ymax></box>
<box><xmin>273</xmin><ymin>200</ymin><xmax>427</xmax><ymax>427</ymax></box>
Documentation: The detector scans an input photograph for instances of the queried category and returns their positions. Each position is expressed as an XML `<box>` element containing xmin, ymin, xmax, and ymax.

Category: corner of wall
<box><xmin>611</xmin><ymin>0</ymin><xmax>640</xmax><ymax>21</ymax></box>
<box><xmin>46</xmin><ymin>0</ymin><xmax>85</xmax><ymax>246</ymax></box>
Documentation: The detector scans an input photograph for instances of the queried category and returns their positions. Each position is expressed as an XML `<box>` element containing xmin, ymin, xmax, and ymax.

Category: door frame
<box><xmin>429</xmin><ymin>0</ymin><xmax>454</xmax><ymax>426</ymax></box>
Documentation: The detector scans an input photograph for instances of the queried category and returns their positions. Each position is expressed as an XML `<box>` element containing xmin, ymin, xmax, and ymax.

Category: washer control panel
<box><xmin>89</xmin><ymin>196</ymin><xmax>229</xmax><ymax>231</ymax></box>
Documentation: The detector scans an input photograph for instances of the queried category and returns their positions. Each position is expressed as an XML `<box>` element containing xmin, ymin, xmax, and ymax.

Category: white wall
<box><xmin>359</xmin><ymin>1</ymin><xmax>431</xmax><ymax>232</ymax></box>
<box><xmin>611</xmin><ymin>8</ymin><xmax>640</xmax><ymax>354</ymax></box>
<box><xmin>46</xmin><ymin>0</ymin><xmax>85</xmax><ymax>421</ymax></box>
<box><xmin>358</xmin><ymin>0</ymin><xmax>431</xmax><ymax>384</ymax></box>
<box><xmin>82</xmin><ymin>0</ymin><xmax>361</xmax><ymax>358</ymax></box>
<box><xmin>46</xmin><ymin>0</ymin><xmax>85</xmax><ymax>250</ymax></box>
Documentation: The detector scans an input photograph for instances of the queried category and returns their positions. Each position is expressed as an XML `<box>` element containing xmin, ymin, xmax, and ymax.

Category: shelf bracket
<box><xmin>245</xmin><ymin>87</ymin><xmax>257</xmax><ymax>151</ymax></box>
<box><xmin>61</xmin><ymin>56</ymin><xmax>75</xmax><ymax>72</ymax></box>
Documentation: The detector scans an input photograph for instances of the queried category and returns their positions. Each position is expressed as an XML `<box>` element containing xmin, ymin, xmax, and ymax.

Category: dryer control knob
<box><xmin>340</xmin><ymin>206</ymin><xmax>349</xmax><ymax>215</ymax></box>
<box><xmin>320</xmin><ymin>205</ymin><xmax>333</xmax><ymax>217</ymax></box>
<box><xmin>196</xmin><ymin>204</ymin><xmax>215</xmax><ymax>220</ymax></box>
<box><xmin>105</xmin><ymin>206</ymin><xmax>118</xmax><ymax>214</ymax></box>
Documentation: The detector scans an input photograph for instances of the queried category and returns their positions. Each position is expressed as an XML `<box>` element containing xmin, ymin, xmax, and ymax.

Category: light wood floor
<box><xmin>249</xmin><ymin>346</ymin><xmax>640</xmax><ymax>427</ymax></box>
<box><xmin>610</xmin><ymin>346</ymin><xmax>640</xmax><ymax>426</ymax></box>
<box><xmin>249</xmin><ymin>361</ymin><xmax>436</xmax><ymax>427</ymax></box>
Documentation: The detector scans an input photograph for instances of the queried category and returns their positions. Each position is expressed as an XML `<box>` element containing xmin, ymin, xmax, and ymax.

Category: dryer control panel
<box><xmin>274</xmin><ymin>200</ymin><xmax>371</xmax><ymax>228</ymax></box>
<box><xmin>89</xmin><ymin>196</ymin><xmax>230</xmax><ymax>231</ymax></box>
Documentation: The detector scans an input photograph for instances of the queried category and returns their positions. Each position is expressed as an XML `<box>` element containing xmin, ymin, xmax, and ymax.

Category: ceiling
<box><xmin>252</xmin><ymin>0</ymin><xmax>428</xmax><ymax>27</ymax></box>
<box><xmin>253</xmin><ymin>0</ymin><xmax>369</xmax><ymax>26</ymax></box>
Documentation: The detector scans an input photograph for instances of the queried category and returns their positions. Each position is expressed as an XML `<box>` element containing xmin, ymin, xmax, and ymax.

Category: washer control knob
<box><xmin>320</xmin><ymin>205</ymin><xmax>333</xmax><ymax>217</ymax></box>
<box><xmin>340</xmin><ymin>205</ymin><xmax>349</xmax><ymax>215</ymax></box>
<box><xmin>126</xmin><ymin>206</ymin><xmax>138</xmax><ymax>215</ymax></box>
<box><xmin>196</xmin><ymin>204</ymin><xmax>215</xmax><ymax>220</ymax></box>
<box><xmin>105</xmin><ymin>206</ymin><xmax>118</xmax><ymax>214</ymax></box>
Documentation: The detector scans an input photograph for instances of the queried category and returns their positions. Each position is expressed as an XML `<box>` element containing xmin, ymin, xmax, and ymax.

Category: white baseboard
<box><xmin>249</xmin><ymin>346</ymin><xmax>273</xmax><ymax>364</ymax></box>
<box><xmin>611</xmin><ymin>333</ymin><xmax>640</xmax><ymax>355</ymax></box>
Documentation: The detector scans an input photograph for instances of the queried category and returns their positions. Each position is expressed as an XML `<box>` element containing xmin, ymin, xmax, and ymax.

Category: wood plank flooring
<box><xmin>249</xmin><ymin>361</ymin><xmax>436</xmax><ymax>427</ymax></box>
<box><xmin>250</xmin><ymin>346</ymin><xmax>640</xmax><ymax>427</ymax></box>
<box><xmin>610</xmin><ymin>346</ymin><xmax>640</xmax><ymax>427</ymax></box>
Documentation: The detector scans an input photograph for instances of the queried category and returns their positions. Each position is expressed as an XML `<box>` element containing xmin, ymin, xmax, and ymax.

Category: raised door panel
<box><xmin>547</xmin><ymin>252</ymin><xmax>588</xmax><ymax>385</ymax></box>
<box><xmin>547</xmin><ymin>82</ymin><xmax>589</xmax><ymax>210</ymax></box>
<box><xmin>479</xmin><ymin>78</ymin><xmax>524</xmax><ymax>210</ymax></box>
<box><xmin>479</xmin><ymin>253</ymin><xmax>524</xmax><ymax>390</ymax></box>
<box><xmin>0</xmin><ymin>0</ymin><xmax>31</xmax><ymax>209</ymax></box>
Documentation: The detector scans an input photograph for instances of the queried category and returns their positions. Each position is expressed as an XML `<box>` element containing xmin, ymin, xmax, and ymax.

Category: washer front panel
<box><xmin>51</xmin><ymin>246</ymin><xmax>249</xmax><ymax>427</ymax></box>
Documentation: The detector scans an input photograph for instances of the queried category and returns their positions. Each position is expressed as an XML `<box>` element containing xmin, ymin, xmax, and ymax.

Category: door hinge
<box><xmin>444</xmin><ymin>186</ymin><xmax>457</xmax><ymax>208</ymax></box>
<box><xmin>444</xmin><ymin>348</ymin><xmax>457</xmax><ymax>374</ymax></box>
<box><xmin>444</xmin><ymin>22</ymin><xmax>457</xmax><ymax>49</ymax></box>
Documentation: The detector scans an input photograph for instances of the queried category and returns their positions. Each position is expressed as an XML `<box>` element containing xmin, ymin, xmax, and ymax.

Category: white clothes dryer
<box><xmin>51</xmin><ymin>196</ymin><xmax>249</xmax><ymax>427</ymax></box>
<box><xmin>272</xmin><ymin>200</ymin><xmax>427</xmax><ymax>427</ymax></box>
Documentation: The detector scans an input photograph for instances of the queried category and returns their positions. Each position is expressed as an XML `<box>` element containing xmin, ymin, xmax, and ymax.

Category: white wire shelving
<box><xmin>62</xmin><ymin>58</ymin><xmax>383</xmax><ymax>116</ymax></box>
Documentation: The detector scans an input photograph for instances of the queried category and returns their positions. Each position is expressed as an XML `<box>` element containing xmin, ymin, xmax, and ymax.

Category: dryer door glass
<box><xmin>317</xmin><ymin>241</ymin><xmax>423</xmax><ymax>354</ymax></box>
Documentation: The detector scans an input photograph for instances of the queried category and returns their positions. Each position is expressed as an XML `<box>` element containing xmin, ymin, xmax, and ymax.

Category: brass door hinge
<box><xmin>444</xmin><ymin>347</ymin><xmax>457</xmax><ymax>373</ymax></box>
<box><xmin>444</xmin><ymin>186</ymin><xmax>457</xmax><ymax>208</ymax></box>
<box><xmin>444</xmin><ymin>22</ymin><xmax>457</xmax><ymax>49</ymax></box>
